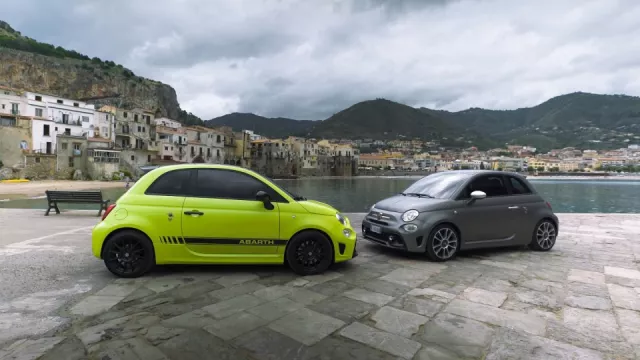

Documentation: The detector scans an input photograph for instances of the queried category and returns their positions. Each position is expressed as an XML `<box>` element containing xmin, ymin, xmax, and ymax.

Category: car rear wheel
<box><xmin>286</xmin><ymin>230</ymin><xmax>333</xmax><ymax>276</ymax></box>
<box><xmin>529</xmin><ymin>219</ymin><xmax>557</xmax><ymax>251</ymax></box>
<box><xmin>425</xmin><ymin>224</ymin><xmax>459</xmax><ymax>262</ymax></box>
<box><xmin>103</xmin><ymin>230</ymin><xmax>155</xmax><ymax>278</ymax></box>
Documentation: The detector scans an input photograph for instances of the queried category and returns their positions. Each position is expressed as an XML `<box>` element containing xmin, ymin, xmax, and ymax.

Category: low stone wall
<box><xmin>357</xmin><ymin>169</ymin><xmax>433</xmax><ymax>177</ymax></box>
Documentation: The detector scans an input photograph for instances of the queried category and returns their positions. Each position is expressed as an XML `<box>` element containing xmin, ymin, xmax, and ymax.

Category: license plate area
<box><xmin>370</xmin><ymin>225</ymin><xmax>382</xmax><ymax>234</ymax></box>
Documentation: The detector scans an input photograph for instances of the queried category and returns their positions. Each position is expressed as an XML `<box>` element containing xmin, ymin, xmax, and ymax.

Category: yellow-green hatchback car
<box><xmin>92</xmin><ymin>164</ymin><xmax>358</xmax><ymax>278</ymax></box>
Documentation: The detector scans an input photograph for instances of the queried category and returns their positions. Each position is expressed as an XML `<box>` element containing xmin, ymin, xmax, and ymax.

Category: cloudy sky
<box><xmin>4</xmin><ymin>0</ymin><xmax>640</xmax><ymax>120</ymax></box>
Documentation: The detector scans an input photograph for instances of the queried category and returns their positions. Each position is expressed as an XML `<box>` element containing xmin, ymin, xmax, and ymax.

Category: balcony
<box><xmin>53</xmin><ymin>117</ymin><xmax>82</xmax><ymax>126</ymax></box>
<box><xmin>11</xmin><ymin>109</ymin><xmax>19</xmax><ymax>115</ymax></box>
<box><xmin>72</xmin><ymin>149</ymin><xmax>82</xmax><ymax>156</ymax></box>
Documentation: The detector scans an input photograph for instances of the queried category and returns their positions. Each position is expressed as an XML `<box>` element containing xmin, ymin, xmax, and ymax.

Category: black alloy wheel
<box><xmin>286</xmin><ymin>231</ymin><xmax>333</xmax><ymax>276</ymax></box>
<box><xmin>103</xmin><ymin>230</ymin><xmax>155</xmax><ymax>278</ymax></box>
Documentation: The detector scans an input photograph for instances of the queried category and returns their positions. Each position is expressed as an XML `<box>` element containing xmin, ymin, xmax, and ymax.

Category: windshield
<box><xmin>402</xmin><ymin>172</ymin><xmax>472</xmax><ymax>199</ymax></box>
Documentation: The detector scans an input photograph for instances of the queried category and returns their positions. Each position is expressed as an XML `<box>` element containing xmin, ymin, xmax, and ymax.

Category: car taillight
<box><xmin>545</xmin><ymin>201</ymin><xmax>552</xmax><ymax>210</ymax></box>
<box><xmin>102</xmin><ymin>204</ymin><xmax>116</xmax><ymax>221</ymax></box>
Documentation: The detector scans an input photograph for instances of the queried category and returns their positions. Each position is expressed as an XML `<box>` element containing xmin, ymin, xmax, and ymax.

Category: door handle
<box><xmin>184</xmin><ymin>210</ymin><xmax>204</xmax><ymax>216</ymax></box>
<box><xmin>508</xmin><ymin>206</ymin><xmax>519</xmax><ymax>210</ymax></box>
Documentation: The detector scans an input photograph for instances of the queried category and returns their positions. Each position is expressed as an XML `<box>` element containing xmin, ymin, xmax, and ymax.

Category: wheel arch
<box><xmin>101</xmin><ymin>227</ymin><xmax>156</xmax><ymax>261</ymax></box>
<box><xmin>428</xmin><ymin>221</ymin><xmax>462</xmax><ymax>243</ymax></box>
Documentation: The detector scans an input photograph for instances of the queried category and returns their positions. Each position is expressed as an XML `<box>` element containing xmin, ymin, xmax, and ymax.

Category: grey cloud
<box><xmin>4</xmin><ymin>0</ymin><xmax>640</xmax><ymax>120</ymax></box>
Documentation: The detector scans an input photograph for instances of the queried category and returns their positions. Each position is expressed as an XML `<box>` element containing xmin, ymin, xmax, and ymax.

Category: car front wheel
<box><xmin>425</xmin><ymin>224</ymin><xmax>460</xmax><ymax>262</ymax></box>
<box><xmin>103</xmin><ymin>230</ymin><xmax>155</xmax><ymax>278</ymax></box>
<box><xmin>286</xmin><ymin>230</ymin><xmax>333</xmax><ymax>276</ymax></box>
<box><xmin>529</xmin><ymin>219</ymin><xmax>557</xmax><ymax>251</ymax></box>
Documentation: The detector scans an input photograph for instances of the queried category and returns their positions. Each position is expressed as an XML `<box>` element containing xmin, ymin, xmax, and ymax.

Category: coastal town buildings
<box><xmin>1</xmin><ymin>86</ymin><xmax>640</xmax><ymax>180</ymax></box>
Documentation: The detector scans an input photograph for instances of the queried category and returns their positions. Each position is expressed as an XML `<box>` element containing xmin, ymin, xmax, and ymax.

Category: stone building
<box><xmin>250</xmin><ymin>139</ymin><xmax>299</xmax><ymax>178</ymax></box>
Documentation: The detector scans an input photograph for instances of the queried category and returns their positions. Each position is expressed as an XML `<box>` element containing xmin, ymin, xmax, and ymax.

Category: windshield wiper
<box><xmin>401</xmin><ymin>192</ymin><xmax>434</xmax><ymax>198</ymax></box>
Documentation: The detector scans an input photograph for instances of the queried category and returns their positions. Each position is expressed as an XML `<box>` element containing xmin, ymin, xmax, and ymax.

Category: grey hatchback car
<box><xmin>362</xmin><ymin>170</ymin><xmax>559</xmax><ymax>262</ymax></box>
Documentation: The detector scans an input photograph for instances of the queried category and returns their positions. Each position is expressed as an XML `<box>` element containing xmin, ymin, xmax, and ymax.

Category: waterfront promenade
<box><xmin>1</xmin><ymin>209</ymin><xmax>640</xmax><ymax>359</ymax></box>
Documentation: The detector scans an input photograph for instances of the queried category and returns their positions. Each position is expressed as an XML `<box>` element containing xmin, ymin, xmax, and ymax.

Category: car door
<box><xmin>504</xmin><ymin>175</ymin><xmax>540</xmax><ymax>244</ymax></box>
<box><xmin>181</xmin><ymin>168</ymin><xmax>283</xmax><ymax>261</ymax></box>
<box><xmin>454</xmin><ymin>174</ymin><xmax>519</xmax><ymax>247</ymax></box>
<box><xmin>141</xmin><ymin>169</ymin><xmax>191</xmax><ymax>260</ymax></box>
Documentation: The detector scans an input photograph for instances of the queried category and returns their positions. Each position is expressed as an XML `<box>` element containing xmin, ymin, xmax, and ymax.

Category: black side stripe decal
<box><xmin>184</xmin><ymin>238</ymin><xmax>287</xmax><ymax>246</ymax></box>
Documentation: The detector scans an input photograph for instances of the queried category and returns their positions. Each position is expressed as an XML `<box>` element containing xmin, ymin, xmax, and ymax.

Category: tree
<box><xmin>536</xmin><ymin>166</ymin><xmax>545</xmax><ymax>172</ymax></box>
<box><xmin>515</xmin><ymin>167</ymin><xmax>522</xmax><ymax>172</ymax></box>
<box><xmin>527</xmin><ymin>167</ymin><xmax>535</xmax><ymax>173</ymax></box>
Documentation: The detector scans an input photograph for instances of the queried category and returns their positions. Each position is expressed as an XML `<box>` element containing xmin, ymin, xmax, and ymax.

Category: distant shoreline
<box><xmin>274</xmin><ymin>174</ymin><xmax>640</xmax><ymax>181</ymax></box>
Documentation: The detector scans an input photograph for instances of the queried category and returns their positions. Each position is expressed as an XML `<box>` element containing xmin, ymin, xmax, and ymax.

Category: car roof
<box><xmin>435</xmin><ymin>170</ymin><xmax>529</xmax><ymax>180</ymax></box>
<box><xmin>140</xmin><ymin>163</ymin><xmax>262</xmax><ymax>181</ymax></box>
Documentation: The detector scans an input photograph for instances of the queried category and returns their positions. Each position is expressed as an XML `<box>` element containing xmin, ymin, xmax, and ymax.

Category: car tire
<box><xmin>529</xmin><ymin>219</ymin><xmax>557</xmax><ymax>251</ymax></box>
<box><xmin>102</xmin><ymin>230</ymin><xmax>155</xmax><ymax>278</ymax></box>
<box><xmin>286</xmin><ymin>230</ymin><xmax>334</xmax><ymax>276</ymax></box>
<box><xmin>425</xmin><ymin>224</ymin><xmax>460</xmax><ymax>262</ymax></box>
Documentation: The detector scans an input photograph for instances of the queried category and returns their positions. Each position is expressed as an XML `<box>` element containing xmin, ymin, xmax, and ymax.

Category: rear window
<box><xmin>145</xmin><ymin>169</ymin><xmax>192</xmax><ymax>196</ymax></box>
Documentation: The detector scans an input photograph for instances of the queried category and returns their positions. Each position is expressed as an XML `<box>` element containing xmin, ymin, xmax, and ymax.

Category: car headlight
<box><xmin>401</xmin><ymin>209</ymin><xmax>419</xmax><ymax>222</ymax></box>
<box><xmin>335</xmin><ymin>213</ymin><xmax>346</xmax><ymax>225</ymax></box>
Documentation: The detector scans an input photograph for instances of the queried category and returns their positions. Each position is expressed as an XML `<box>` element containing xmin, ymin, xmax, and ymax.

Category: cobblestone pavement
<box><xmin>2</xmin><ymin>213</ymin><xmax>640</xmax><ymax>360</ymax></box>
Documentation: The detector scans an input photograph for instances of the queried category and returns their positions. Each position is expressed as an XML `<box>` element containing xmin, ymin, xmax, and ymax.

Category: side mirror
<box><xmin>471</xmin><ymin>190</ymin><xmax>486</xmax><ymax>200</ymax></box>
<box><xmin>256</xmin><ymin>190</ymin><xmax>274</xmax><ymax>210</ymax></box>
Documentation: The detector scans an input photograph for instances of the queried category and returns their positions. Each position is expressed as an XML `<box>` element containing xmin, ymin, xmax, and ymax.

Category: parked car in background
<box><xmin>92</xmin><ymin>164</ymin><xmax>357</xmax><ymax>278</ymax></box>
<box><xmin>362</xmin><ymin>170</ymin><xmax>558</xmax><ymax>261</ymax></box>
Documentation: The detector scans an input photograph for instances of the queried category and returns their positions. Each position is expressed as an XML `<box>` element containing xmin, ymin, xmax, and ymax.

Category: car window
<box><xmin>195</xmin><ymin>169</ymin><xmax>284</xmax><ymax>201</ymax></box>
<box><xmin>508</xmin><ymin>176</ymin><xmax>532</xmax><ymax>195</ymax></box>
<box><xmin>145</xmin><ymin>169</ymin><xmax>192</xmax><ymax>196</ymax></box>
<box><xmin>465</xmin><ymin>175</ymin><xmax>509</xmax><ymax>197</ymax></box>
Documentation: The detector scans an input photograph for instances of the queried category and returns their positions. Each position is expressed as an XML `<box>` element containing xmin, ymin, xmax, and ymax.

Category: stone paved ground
<box><xmin>2</xmin><ymin>213</ymin><xmax>640</xmax><ymax>360</ymax></box>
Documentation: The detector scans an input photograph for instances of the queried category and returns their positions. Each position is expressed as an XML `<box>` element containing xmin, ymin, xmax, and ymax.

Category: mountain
<box><xmin>205</xmin><ymin>113</ymin><xmax>314</xmax><ymax>138</ymax></box>
<box><xmin>421</xmin><ymin>92</ymin><xmax>640</xmax><ymax>150</ymax></box>
<box><xmin>0</xmin><ymin>20</ymin><xmax>203</xmax><ymax>125</ymax></box>
<box><xmin>208</xmin><ymin>93</ymin><xmax>640</xmax><ymax>151</ymax></box>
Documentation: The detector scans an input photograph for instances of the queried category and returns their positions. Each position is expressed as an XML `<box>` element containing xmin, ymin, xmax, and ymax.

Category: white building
<box><xmin>23</xmin><ymin>92</ymin><xmax>95</xmax><ymax>154</ymax></box>
<box><xmin>0</xmin><ymin>86</ymin><xmax>27</xmax><ymax>123</ymax></box>
<box><xmin>90</xmin><ymin>110</ymin><xmax>116</xmax><ymax>142</ymax></box>
<box><xmin>155</xmin><ymin>117</ymin><xmax>182</xmax><ymax>129</ymax></box>
<box><xmin>244</xmin><ymin>130</ymin><xmax>262</xmax><ymax>141</ymax></box>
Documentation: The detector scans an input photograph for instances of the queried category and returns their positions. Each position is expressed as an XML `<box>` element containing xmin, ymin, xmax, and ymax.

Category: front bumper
<box><xmin>361</xmin><ymin>210</ymin><xmax>430</xmax><ymax>253</ymax></box>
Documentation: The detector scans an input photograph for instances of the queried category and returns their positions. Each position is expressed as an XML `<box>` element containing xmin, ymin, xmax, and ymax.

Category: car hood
<box><xmin>298</xmin><ymin>199</ymin><xmax>338</xmax><ymax>216</ymax></box>
<box><xmin>373</xmin><ymin>194</ymin><xmax>450</xmax><ymax>213</ymax></box>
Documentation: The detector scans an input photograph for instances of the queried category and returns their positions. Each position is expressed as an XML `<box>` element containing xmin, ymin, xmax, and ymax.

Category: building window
<box><xmin>123</xmin><ymin>112</ymin><xmax>128</xmax><ymax>118</ymax></box>
<box><xmin>43</xmin><ymin>124</ymin><xmax>50</xmax><ymax>136</ymax></box>
<box><xmin>1</xmin><ymin>104</ymin><xmax>4</xmax><ymax>109</ymax></box>
<box><xmin>35</xmin><ymin>157</ymin><xmax>40</xmax><ymax>163</ymax></box>
<box><xmin>64</xmin><ymin>128</ymin><xmax>71</xmax><ymax>135</ymax></box>
<box><xmin>61</xmin><ymin>143</ymin><xmax>68</xmax><ymax>150</ymax></box>
<box><xmin>131</xmin><ymin>155</ymin><xmax>135</xmax><ymax>161</ymax></box>
<box><xmin>35</xmin><ymin>95</ymin><xmax>42</xmax><ymax>101</ymax></box>
<box><xmin>73</xmin><ymin>143</ymin><xmax>81</xmax><ymax>150</ymax></box>
<box><xmin>62</xmin><ymin>114</ymin><xmax>69</xmax><ymax>123</ymax></box>
<box><xmin>69</xmin><ymin>157</ymin><xmax>74</xmax><ymax>167</ymax></box>
<box><xmin>164</xmin><ymin>146</ymin><xmax>168</xmax><ymax>150</ymax></box>
<box><xmin>134</xmin><ymin>114</ymin><xmax>139</xmax><ymax>122</ymax></box>
<box><xmin>57</xmin><ymin>100</ymin><xmax>63</xmax><ymax>104</ymax></box>
<box><xmin>73</xmin><ymin>103</ymin><xmax>79</xmax><ymax>107</ymax></box>
<box><xmin>82</xmin><ymin>116</ymin><xmax>89</xmax><ymax>122</ymax></box>
<box><xmin>216</xmin><ymin>149</ymin><xmax>220</xmax><ymax>156</ymax></box>
<box><xmin>147</xmin><ymin>155</ymin><xmax>151</xmax><ymax>162</ymax></box>
<box><xmin>35</xmin><ymin>108</ymin><xmax>43</xmax><ymax>117</ymax></box>
<box><xmin>216</xmin><ymin>135</ymin><xmax>221</xmax><ymax>143</ymax></box>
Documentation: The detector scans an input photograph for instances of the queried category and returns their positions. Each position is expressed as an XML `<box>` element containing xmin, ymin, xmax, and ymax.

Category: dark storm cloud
<box><xmin>4</xmin><ymin>0</ymin><xmax>640</xmax><ymax>120</ymax></box>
